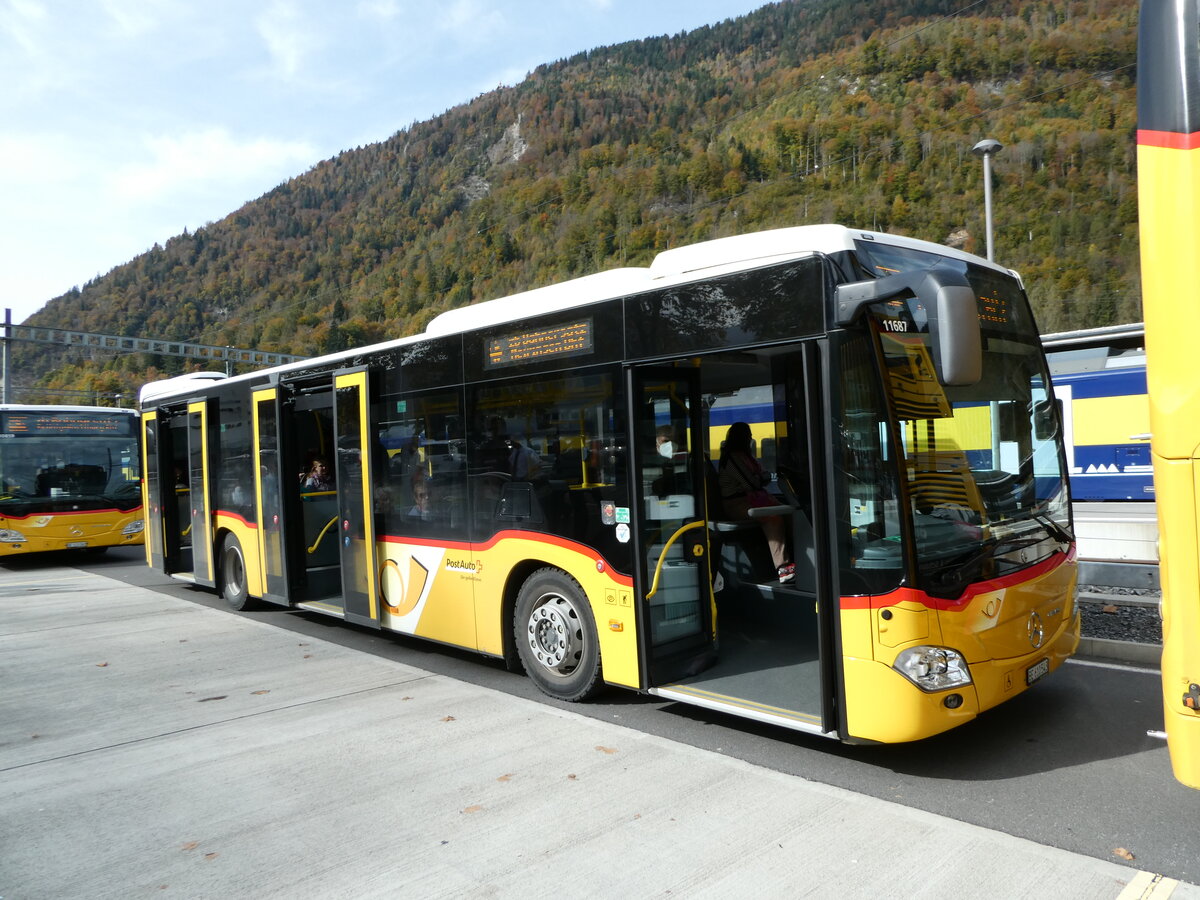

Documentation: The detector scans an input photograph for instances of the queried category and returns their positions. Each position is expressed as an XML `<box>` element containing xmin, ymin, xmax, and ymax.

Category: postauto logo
<box><xmin>445</xmin><ymin>557</ymin><xmax>482</xmax><ymax>574</ymax></box>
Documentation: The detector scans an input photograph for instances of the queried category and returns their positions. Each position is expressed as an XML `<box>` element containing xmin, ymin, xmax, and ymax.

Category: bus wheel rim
<box><xmin>526</xmin><ymin>594</ymin><xmax>579</xmax><ymax>674</ymax></box>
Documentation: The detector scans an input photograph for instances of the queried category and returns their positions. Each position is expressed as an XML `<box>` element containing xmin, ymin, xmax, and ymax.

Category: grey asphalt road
<box><xmin>14</xmin><ymin>545</ymin><xmax>1200</xmax><ymax>887</ymax></box>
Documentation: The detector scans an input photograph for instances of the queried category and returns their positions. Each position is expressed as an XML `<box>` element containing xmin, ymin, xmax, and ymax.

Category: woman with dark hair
<box><xmin>301</xmin><ymin>455</ymin><xmax>335</xmax><ymax>491</ymax></box>
<box><xmin>718</xmin><ymin>422</ymin><xmax>794</xmax><ymax>583</ymax></box>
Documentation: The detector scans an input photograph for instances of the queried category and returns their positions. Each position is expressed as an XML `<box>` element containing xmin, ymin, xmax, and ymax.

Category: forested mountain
<box><xmin>17</xmin><ymin>0</ymin><xmax>1139</xmax><ymax>401</ymax></box>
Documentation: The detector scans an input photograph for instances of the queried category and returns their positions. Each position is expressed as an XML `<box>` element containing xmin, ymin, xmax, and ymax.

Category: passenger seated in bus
<box><xmin>408</xmin><ymin>474</ymin><xmax>433</xmax><ymax>520</ymax></box>
<box><xmin>477</xmin><ymin>416</ymin><xmax>512</xmax><ymax>474</ymax></box>
<box><xmin>718</xmin><ymin>421</ymin><xmax>794</xmax><ymax>584</ymax></box>
<box><xmin>508</xmin><ymin>434</ymin><xmax>541</xmax><ymax>481</ymax></box>
<box><xmin>301</xmin><ymin>455</ymin><xmax>335</xmax><ymax>491</ymax></box>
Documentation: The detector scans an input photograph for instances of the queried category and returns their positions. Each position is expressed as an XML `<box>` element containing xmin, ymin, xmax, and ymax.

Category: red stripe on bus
<box><xmin>839</xmin><ymin>547</ymin><xmax>1076</xmax><ymax>611</ymax></box>
<box><xmin>1137</xmin><ymin>128</ymin><xmax>1200</xmax><ymax>149</ymax></box>
<box><xmin>379</xmin><ymin>528</ymin><xmax>634</xmax><ymax>587</ymax></box>
<box><xmin>214</xmin><ymin>510</ymin><xmax>257</xmax><ymax>530</ymax></box>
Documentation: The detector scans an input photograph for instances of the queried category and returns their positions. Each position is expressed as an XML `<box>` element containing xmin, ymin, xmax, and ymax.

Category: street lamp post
<box><xmin>971</xmin><ymin>138</ymin><xmax>1003</xmax><ymax>262</ymax></box>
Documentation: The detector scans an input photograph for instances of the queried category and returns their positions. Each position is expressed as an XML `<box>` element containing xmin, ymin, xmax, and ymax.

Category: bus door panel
<box><xmin>141</xmin><ymin>412</ymin><xmax>165</xmax><ymax>570</ymax></box>
<box><xmin>158</xmin><ymin>408</ymin><xmax>191</xmax><ymax>575</ymax></box>
<box><xmin>252</xmin><ymin>387</ymin><xmax>291</xmax><ymax>606</ymax></box>
<box><xmin>793</xmin><ymin>342</ymin><xmax>838</xmax><ymax>734</ymax></box>
<box><xmin>187</xmin><ymin>400</ymin><xmax>216</xmax><ymax>588</ymax></box>
<box><xmin>334</xmin><ymin>369</ymin><xmax>380</xmax><ymax>629</ymax></box>
<box><xmin>628</xmin><ymin>366</ymin><xmax>716</xmax><ymax>685</ymax></box>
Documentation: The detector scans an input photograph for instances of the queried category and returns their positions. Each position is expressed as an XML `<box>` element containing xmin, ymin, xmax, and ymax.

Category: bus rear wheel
<box><xmin>515</xmin><ymin>568</ymin><xmax>603</xmax><ymax>702</ymax></box>
<box><xmin>220</xmin><ymin>534</ymin><xmax>254</xmax><ymax>611</ymax></box>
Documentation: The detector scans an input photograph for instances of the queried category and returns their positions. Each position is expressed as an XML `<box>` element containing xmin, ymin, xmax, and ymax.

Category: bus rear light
<box><xmin>0</xmin><ymin>528</ymin><xmax>27</xmax><ymax>543</ymax></box>
<box><xmin>893</xmin><ymin>646</ymin><xmax>972</xmax><ymax>692</ymax></box>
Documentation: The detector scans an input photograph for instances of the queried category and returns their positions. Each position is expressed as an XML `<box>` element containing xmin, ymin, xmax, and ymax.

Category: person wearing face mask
<box><xmin>718</xmin><ymin>421</ymin><xmax>794</xmax><ymax>584</ymax></box>
<box><xmin>655</xmin><ymin>425</ymin><xmax>688</xmax><ymax>462</ymax></box>
<box><xmin>650</xmin><ymin>424</ymin><xmax>689</xmax><ymax>499</ymax></box>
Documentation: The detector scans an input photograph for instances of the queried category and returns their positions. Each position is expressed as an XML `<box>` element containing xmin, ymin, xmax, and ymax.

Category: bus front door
<box><xmin>252</xmin><ymin>387</ymin><xmax>292</xmax><ymax>607</ymax></box>
<box><xmin>152</xmin><ymin>404</ymin><xmax>208</xmax><ymax>583</ymax></box>
<box><xmin>333</xmin><ymin>369</ymin><xmax>381</xmax><ymax>629</ymax></box>
<box><xmin>630</xmin><ymin>367</ymin><xmax>717</xmax><ymax>684</ymax></box>
<box><xmin>636</xmin><ymin>347</ymin><xmax>835</xmax><ymax>738</ymax></box>
<box><xmin>186</xmin><ymin>399</ymin><xmax>216</xmax><ymax>588</ymax></box>
<box><xmin>141</xmin><ymin>412</ymin><xmax>165</xmax><ymax>571</ymax></box>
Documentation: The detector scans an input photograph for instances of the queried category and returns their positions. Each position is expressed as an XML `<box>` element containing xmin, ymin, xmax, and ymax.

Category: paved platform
<box><xmin>1</xmin><ymin>567</ymin><xmax>1196</xmax><ymax>899</ymax></box>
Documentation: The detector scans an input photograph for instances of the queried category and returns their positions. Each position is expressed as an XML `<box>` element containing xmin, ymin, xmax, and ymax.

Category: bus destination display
<box><xmin>978</xmin><ymin>289</ymin><xmax>1013</xmax><ymax>326</ymax></box>
<box><xmin>486</xmin><ymin>318</ymin><xmax>594</xmax><ymax>370</ymax></box>
<box><xmin>1</xmin><ymin>412</ymin><xmax>133</xmax><ymax>437</ymax></box>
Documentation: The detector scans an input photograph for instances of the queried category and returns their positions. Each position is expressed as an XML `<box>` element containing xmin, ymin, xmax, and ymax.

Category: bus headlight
<box><xmin>0</xmin><ymin>528</ymin><xmax>27</xmax><ymax>543</ymax></box>
<box><xmin>893</xmin><ymin>646</ymin><xmax>972</xmax><ymax>692</ymax></box>
<box><xmin>122</xmin><ymin>519</ymin><xmax>145</xmax><ymax>536</ymax></box>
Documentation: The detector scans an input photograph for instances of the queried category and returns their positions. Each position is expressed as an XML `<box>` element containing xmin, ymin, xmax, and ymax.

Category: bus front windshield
<box><xmin>0</xmin><ymin>410</ymin><xmax>142</xmax><ymax>514</ymax></box>
<box><xmin>844</xmin><ymin>243</ymin><xmax>1071</xmax><ymax>598</ymax></box>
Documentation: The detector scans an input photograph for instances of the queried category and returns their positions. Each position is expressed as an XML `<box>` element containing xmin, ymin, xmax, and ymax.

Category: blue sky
<box><xmin>1</xmin><ymin>0</ymin><xmax>769</xmax><ymax>324</ymax></box>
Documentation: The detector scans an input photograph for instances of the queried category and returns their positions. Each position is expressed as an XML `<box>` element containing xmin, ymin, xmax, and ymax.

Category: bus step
<box><xmin>296</xmin><ymin>600</ymin><xmax>346</xmax><ymax>618</ymax></box>
<box><xmin>169</xmin><ymin>573</ymin><xmax>197</xmax><ymax>584</ymax></box>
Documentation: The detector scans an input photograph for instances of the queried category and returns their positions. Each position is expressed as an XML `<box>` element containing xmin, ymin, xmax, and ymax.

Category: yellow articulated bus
<box><xmin>1137</xmin><ymin>0</ymin><xmax>1200</xmax><ymax>788</ymax></box>
<box><xmin>138</xmin><ymin>225</ymin><xmax>1078</xmax><ymax>744</ymax></box>
<box><xmin>0</xmin><ymin>404</ymin><xmax>144</xmax><ymax>556</ymax></box>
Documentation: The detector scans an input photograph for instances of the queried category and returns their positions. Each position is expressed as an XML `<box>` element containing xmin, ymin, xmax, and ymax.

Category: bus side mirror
<box><xmin>929</xmin><ymin>280</ymin><xmax>982</xmax><ymax>387</ymax></box>
<box><xmin>1033</xmin><ymin>398</ymin><xmax>1061</xmax><ymax>442</ymax></box>
<box><xmin>835</xmin><ymin>267</ymin><xmax>982</xmax><ymax>387</ymax></box>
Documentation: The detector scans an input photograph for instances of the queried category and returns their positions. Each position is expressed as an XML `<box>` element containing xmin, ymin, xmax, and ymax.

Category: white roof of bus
<box><xmin>138</xmin><ymin>225</ymin><xmax>1011</xmax><ymax>404</ymax></box>
<box><xmin>138</xmin><ymin>371</ymin><xmax>229</xmax><ymax>405</ymax></box>
<box><xmin>425</xmin><ymin>224</ymin><xmax>1008</xmax><ymax>335</ymax></box>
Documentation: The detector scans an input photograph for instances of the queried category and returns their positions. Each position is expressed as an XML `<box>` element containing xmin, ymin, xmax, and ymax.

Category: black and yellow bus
<box><xmin>0</xmin><ymin>404</ymin><xmax>143</xmax><ymax>556</ymax></box>
<box><xmin>1137</xmin><ymin>0</ymin><xmax>1200</xmax><ymax>788</ymax></box>
<box><xmin>138</xmin><ymin>225</ymin><xmax>1078</xmax><ymax>744</ymax></box>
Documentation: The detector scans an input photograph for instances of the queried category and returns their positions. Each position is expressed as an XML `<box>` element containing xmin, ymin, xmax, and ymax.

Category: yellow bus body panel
<box><xmin>0</xmin><ymin>508</ymin><xmax>143</xmax><ymax>557</ymax></box>
<box><xmin>1140</xmin><ymin>143</ymin><xmax>1200</xmax><ymax>788</ymax></box>
<box><xmin>215</xmin><ymin>513</ymin><xmax>264</xmax><ymax>599</ymax></box>
<box><xmin>376</xmin><ymin>534</ymin><xmax>641</xmax><ymax>690</ymax></box>
<box><xmin>841</xmin><ymin>554</ymin><xmax>1079</xmax><ymax>744</ymax></box>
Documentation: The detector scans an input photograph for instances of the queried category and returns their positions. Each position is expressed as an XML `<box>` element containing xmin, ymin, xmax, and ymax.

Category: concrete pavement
<box><xmin>1</xmin><ymin>566</ymin><xmax>1195</xmax><ymax>899</ymax></box>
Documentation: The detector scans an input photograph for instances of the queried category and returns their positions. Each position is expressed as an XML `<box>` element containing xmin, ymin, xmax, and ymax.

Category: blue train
<box><xmin>1043</xmin><ymin>323</ymin><xmax>1153</xmax><ymax>501</ymax></box>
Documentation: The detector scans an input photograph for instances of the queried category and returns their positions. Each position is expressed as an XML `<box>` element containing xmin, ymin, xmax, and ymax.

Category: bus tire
<box><xmin>220</xmin><ymin>534</ymin><xmax>254</xmax><ymax>611</ymax></box>
<box><xmin>515</xmin><ymin>567</ymin><xmax>603</xmax><ymax>702</ymax></box>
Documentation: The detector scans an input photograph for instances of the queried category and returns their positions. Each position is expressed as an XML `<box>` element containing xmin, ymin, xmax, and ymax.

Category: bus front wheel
<box><xmin>515</xmin><ymin>568</ymin><xmax>603</xmax><ymax>702</ymax></box>
<box><xmin>220</xmin><ymin>534</ymin><xmax>254</xmax><ymax>611</ymax></box>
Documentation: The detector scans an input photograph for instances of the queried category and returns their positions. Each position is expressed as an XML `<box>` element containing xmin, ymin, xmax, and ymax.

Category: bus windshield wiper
<box><xmin>1033</xmin><ymin>511</ymin><xmax>1073</xmax><ymax>546</ymax></box>
<box><xmin>926</xmin><ymin>534</ymin><xmax>1044</xmax><ymax>592</ymax></box>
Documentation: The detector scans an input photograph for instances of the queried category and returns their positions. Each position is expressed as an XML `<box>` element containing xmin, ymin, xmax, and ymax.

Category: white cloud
<box><xmin>98</xmin><ymin>0</ymin><xmax>168</xmax><ymax>39</ymax></box>
<box><xmin>356</xmin><ymin>0</ymin><xmax>400</xmax><ymax>20</ymax></box>
<box><xmin>0</xmin><ymin>128</ymin><xmax>318</xmax><ymax>320</ymax></box>
<box><xmin>255</xmin><ymin>0</ymin><xmax>323</xmax><ymax>80</ymax></box>
<box><xmin>437</xmin><ymin>0</ymin><xmax>504</xmax><ymax>37</ymax></box>
<box><xmin>1</xmin><ymin>0</ymin><xmax>48</xmax><ymax>54</ymax></box>
<box><xmin>109</xmin><ymin>128</ymin><xmax>316</xmax><ymax>203</ymax></box>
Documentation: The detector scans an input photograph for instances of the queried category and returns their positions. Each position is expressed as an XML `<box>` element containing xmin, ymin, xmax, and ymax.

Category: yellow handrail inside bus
<box><xmin>308</xmin><ymin>516</ymin><xmax>338</xmax><ymax>555</ymax></box>
<box><xmin>646</xmin><ymin>520</ymin><xmax>706</xmax><ymax>600</ymax></box>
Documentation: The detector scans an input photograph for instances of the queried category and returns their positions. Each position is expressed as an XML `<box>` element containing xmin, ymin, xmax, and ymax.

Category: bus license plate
<box><xmin>66</xmin><ymin>541</ymin><xmax>88</xmax><ymax>549</ymax></box>
<box><xmin>1026</xmin><ymin>658</ymin><xmax>1049</xmax><ymax>685</ymax></box>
